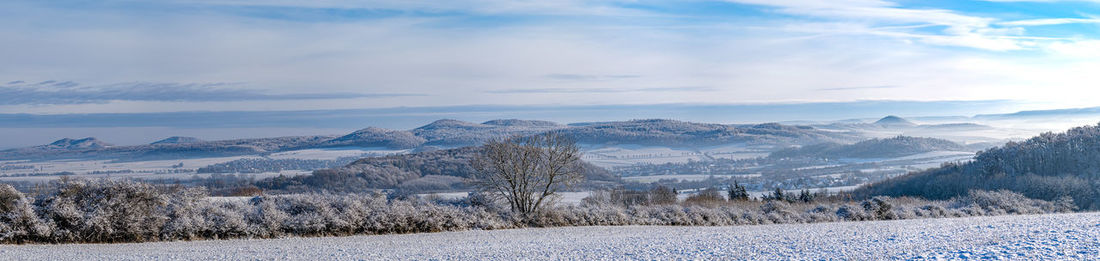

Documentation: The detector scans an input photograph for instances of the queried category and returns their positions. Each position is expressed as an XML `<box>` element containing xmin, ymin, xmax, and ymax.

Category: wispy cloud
<box><xmin>817</xmin><ymin>86</ymin><xmax>900</xmax><ymax>91</ymax></box>
<box><xmin>545</xmin><ymin>74</ymin><xmax>641</xmax><ymax>81</ymax></box>
<box><xmin>2</xmin><ymin>0</ymin><xmax>1100</xmax><ymax>113</ymax></box>
<box><xmin>726</xmin><ymin>0</ymin><xmax>1028</xmax><ymax>51</ymax></box>
<box><xmin>0</xmin><ymin>81</ymin><xmax>420</xmax><ymax>105</ymax></box>
<box><xmin>488</xmin><ymin>86</ymin><xmax>715</xmax><ymax>94</ymax></box>
<box><xmin>999</xmin><ymin>18</ymin><xmax>1100</xmax><ymax>26</ymax></box>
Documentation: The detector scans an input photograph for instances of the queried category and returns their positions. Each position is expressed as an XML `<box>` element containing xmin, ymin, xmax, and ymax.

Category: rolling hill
<box><xmin>0</xmin><ymin>119</ymin><xmax>860</xmax><ymax>161</ymax></box>
<box><xmin>256</xmin><ymin>146</ymin><xmax>621</xmax><ymax>193</ymax></box>
<box><xmin>769</xmin><ymin>136</ymin><xmax>968</xmax><ymax>159</ymax></box>
<box><xmin>853</xmin><ymin>123</ymin><xmax>1100</xmax><ymax>210</ymax></box>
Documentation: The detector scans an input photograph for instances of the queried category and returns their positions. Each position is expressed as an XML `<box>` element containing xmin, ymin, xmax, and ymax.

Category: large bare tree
<box><xmin>471</xmin><ymin>131</ymin><xmax>584</xmax><ymax>214</ymax></box>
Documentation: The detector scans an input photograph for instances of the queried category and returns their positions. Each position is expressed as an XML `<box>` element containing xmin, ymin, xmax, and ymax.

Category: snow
<box><xmin>416</xmin><ymin>191</ymin><xmax>595</xmax><ymax>205</ymax></box>
<box><xmin>622</xmin><ymin>174</ymin><xmax>761</xmax><ymax>183</ymax></box>
<box><xmin>4</xmin><ymin>212</ymin><xmax>1097</xmax><ymax>260</ymax></box>
<box><xmin>266</xmin><ymin>147</ymin><xmax>408</xmax><ymax>160</ymax></box>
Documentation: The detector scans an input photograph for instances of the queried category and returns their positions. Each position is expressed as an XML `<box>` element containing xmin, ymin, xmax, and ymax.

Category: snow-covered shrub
<box><xmin>805</xmin><ymin>205</ymin><xmax>839</xmax><ymax>222</ymax></box>
<box><xmin>465</xmin><ymin>191</ymin><xmax>505</xmax><ymax>212</ymax></box>
<box><xmin>247</xmin><ymin>196</ymin><xmax>289</xmax><ymax>237</ymax></box>
<box><xmin>0</xmin><ymin>184</ymin><xmax>50</xmax><ymax>243</ymax></box>
<box><xmin>835</xmin><ymin>204</ymin><xmax>872</xmax><ymax>221</ymax></box>
<box><xmin>683</xmin><ymin>188</ymin><xmax>725</xmax><ymax>207</ymax></box>
<box><xmin>40</xmin><ymin>179</ymin><xmax>170</xmax><ymax>243</ymax></box>
<box><xmin>201</xmin><ymin>201</ymin><xmax>249</xmax><ymax>238</ymax></box>
<box><xmin>161</xmin><ymin>187</ymin><xmax>209</xmax><ymax>240</ymax></box>
<box><xmin>760</xmin><ymin>201</ymin><xmax>800</xmax><ymax>223</ymax></box>
<box><xmin>916</xmin><ymin>204</ymin><xmax>948</xmax><ymax>218</ymax></box>
<box><xmin>0</xmin><ymin>179</ymin><xmax>1082</xmax><ymax>244</ymax></box>
<box><xmin>861</xmin><ymin>197</ymin><xmax>898</xmax><ymax>220</ymax></box>
<box><xmin>962</xmin><ymin>190</ymin><xmax>1073</xmax><ymax>215</ymax></box>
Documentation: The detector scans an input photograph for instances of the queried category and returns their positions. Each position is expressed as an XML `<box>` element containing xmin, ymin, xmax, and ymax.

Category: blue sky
<box><xmin>2</xmin><ymin>0</ymin><xmax>1100</xmax><ymax>116</ymax></box>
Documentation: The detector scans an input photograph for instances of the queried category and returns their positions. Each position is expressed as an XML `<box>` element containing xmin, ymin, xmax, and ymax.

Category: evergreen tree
<box><xmin>727</xmin><ymin>181</ymin><xmax>750</xmax><ymax>201</ymax></box>
<box><xmin>799</xmin><ymin>189</ymin><xmax>814</xmax><ymax>203</ymax></box>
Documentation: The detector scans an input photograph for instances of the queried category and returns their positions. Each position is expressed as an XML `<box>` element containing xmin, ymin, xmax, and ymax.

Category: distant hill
<box><xmin>561</xmin><ymin>119</ymin><xmax>860</xmax><ymax>147</ymax></box>
<box><xmin>0</xmin><ymin>119</ymin><xmax>862</xmax><ymax>161</ymax></box>
<box><xmin>0</xmin><ymin>135</ymin><xmax>335</xmax><ymax>161</ymax></box>
<box><xmin>918</xmin><ymin>123</ymin><xmax>993</xmax><ymax>131</ymax></box>
<box><xmin>481</xmin><ymin>119</ymin><xmax>562</xmax><ymax>127</ymax></box>
<box><xmin>816</xmin><ymin>116</ymin><xmax>993</xmax><ymax>133</ymax></box>
<box><xmin>44</xmin><ymin>137</ymin><xmax>112</xmax><ymax>150</ymax></box>
<box><xmin>412</xmin><ymin>119</ymin><xmax>565</xmax><ymax>147</ymax></box>
<box><xmin>321</xmin><ymin>127</ymin><xmax>426</xmax><ymax>149</ymax></box>
<box><xmin>873</xmin><ymin>115</ymin><xmax>916</xmax><ymax>127</ymax></box>
<box><xmin>769</xmin><ymin>136</ymin><xmax>968</xmax><ymax>159</ymax></box>
<box><xmin>151</xmin><ymin>136</ymin><xmax>204</xmax><ymax>145</ymax></box>
<box><xmin>256</xmin><ymin>146</ymin><xmax>620</xmax><ymax>193</ymax></box>
<box><xmin>974</xmin><ymin>106</ymin><xmax>1100</xmax><ymax>119</ymax></box>
<box><xmin>852</xmin><ymin>124</ymin><xmax>1100</xmax><ymax>210</ymax></box>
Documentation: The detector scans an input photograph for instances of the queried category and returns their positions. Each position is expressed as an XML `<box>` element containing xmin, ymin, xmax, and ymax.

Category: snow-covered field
<box><xmin>5</xmin><ymin>212</ymin><xmax>1097</xmax><ymax>260</ymax></box>
<box><xmin>0</xmin><ymin>147</ymin><xmax>399</xmax><ymax>183</ymax></box>
<box><xmin>622</xmin><ymin>173</ymin><xmax>762</xmax><ymax>183</ymax></box>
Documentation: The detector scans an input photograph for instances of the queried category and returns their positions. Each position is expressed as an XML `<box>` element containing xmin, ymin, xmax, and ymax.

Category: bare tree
<box><xmin>471</xmin><ymin>132</ymin><xmax>584</xmax><ymax>214</ymax></box>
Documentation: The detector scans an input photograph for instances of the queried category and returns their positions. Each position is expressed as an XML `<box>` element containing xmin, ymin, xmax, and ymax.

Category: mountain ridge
<box><xmin>0</xmin><ymin>118</ymin><xmax>864</xmax><ymax>161</ymax></box>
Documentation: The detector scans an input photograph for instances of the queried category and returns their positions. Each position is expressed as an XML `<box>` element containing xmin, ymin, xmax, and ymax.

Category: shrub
<box><xmin>0</xmin><ymin>179</ymin><xmax>1079</xmax><ymax>244</ymax></box>
<box><xmin>961</xmin><ymin>190</ymin><xmax>1075</xmax><ymax>214</ymax></box>
<box><xmin>684</xmin><ymin>188</ymin><xmax>725</xmax><ymax>207</ymax></box>
<box><xmin>40</xmin><ymin>179</ymin><xmax>171</xmax><ymax>243</ymax></box>
<box><xmin>861</xmin><ymin>197</ymin><xmax>898</xmax><ymax>220</ymax></box>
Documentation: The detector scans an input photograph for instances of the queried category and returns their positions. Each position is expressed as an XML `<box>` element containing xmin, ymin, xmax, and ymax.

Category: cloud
<box><xmin>80</xmin><ymin>0</ymin><xmax>656</xmax><ymax>20</ymax></box>
<box><xmin>0</xmin><ymin>81</ymin><xmax>420</xmax><ymax>105</ymax></box>
<box><xmin>726</xmin><ymin>0</ymin><xmax>1029</xmax><ymax>51</ymax></box>
<box><xmin>487</xmin><ymin>86</ymin><xmax>715</xmax><ymax>94</ymax></box>
<box><xmin>1046</xmin><ymin>40</ymin><xmax>1100</xmax><ymax>57</ymax></box>
<box><xmin>817</xmin><ymin>86</ymin><xmax>900</xmax><ymax>91</ymax></box>
<box><xmin>2</xmin><ymin>0</ymin><xmax>1100</xmax><ymax>114</ymax></box>
<box><xmin>999</xmin><ymin>18</ymin><xmax>1100</xmax><ymax>26</ymax></box>
<box><xmin>545</xmin><ymin>74</ymin><xmax>641</xmax><ymax>81</ymax></box>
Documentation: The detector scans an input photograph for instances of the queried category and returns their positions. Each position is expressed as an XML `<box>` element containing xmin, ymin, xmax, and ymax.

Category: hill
<box><xmin>412</xmin><ymin>119</ymin><xmax>565</xmax><ymax>147</ymax></box>
<box><xmin>256</xmin><ymin>146</ymin><xmax>620</xmax><ymax>193</ymax></box>
<box><xmin>853</xmin><ymin>123</ymin><xmax>1100</xmax><ymax>210</ymax></box>
<box><xmin>45</xmin><ymin>137</ymin><xmax>112</xmax><ymax>149</ymax></box>
<box><xmin>0</xmin><ymin>135</ymin><xmax>335</xmax><ymax>161</ymax></box>
<box><xmin>561</xmin><ymin>119</ymin><xmax>860</xmax><ymax>147</ymax></box>
<box><xmin>873</xmin><ymin>115</ymin><xmax>916</xmax><ymax>127</ymax></box>
<box><xmin>150</xmin><ymin>136</ymin><xmax>204</xmax><ymax>145</ymax></box>
<box><xmin>769</xmin><ymin>136</ymin><xmax>968</xmax><ymax>159</ymax></box>
<box><xmin>320</xmin><ymin>127</ymin><xmax>426</xmax><ymax>149</ymax></box>
<box><xmin>482</xmin><ymin>119</ymin><xmax>562</xmax><ymax>127</ymax></box>
<box><xmin>0</xmin><ymin>119</ymin><xmax>861</xmax><ymax>161</ymax></box>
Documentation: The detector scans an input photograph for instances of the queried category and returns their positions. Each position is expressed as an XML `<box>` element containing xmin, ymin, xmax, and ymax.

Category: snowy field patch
<box><xmin>4</xmin><ymin>212</ymin><xmax>1096</xmax><ymax>260</ymax></box>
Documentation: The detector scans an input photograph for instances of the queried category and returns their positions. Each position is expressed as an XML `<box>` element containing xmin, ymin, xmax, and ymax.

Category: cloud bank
<box><xmin>0</xmin><ymin>81</ymin><xmax>416</xmax><ymax>105</ymax></box>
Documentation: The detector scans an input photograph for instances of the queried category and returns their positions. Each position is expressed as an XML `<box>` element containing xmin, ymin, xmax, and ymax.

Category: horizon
<box><xmin>4</xmin><ymin>101</ymin><xmax>1100</xmax><ymax>149</ymax></box>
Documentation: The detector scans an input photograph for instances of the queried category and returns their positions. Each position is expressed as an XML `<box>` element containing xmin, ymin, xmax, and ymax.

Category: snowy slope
<box><xmin>4</xmin><ymin>212</ymin><xmax>1097</xmax><ymax>260</ymax></box>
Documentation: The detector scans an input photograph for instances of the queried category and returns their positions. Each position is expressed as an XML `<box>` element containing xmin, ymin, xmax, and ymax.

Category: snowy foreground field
<box><xmin>4</xmin><ymin>212</ymin><xmax>1098</xmax><ymax>260</ymax></box>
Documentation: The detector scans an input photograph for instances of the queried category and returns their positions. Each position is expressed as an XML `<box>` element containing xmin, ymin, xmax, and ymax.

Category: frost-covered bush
<box><xmin>0</xmin><ymin>179</ymin><xmax>1079</xmax><ymax>244</ymax></box>
<box><xmin>40</xmin><ymin>179</ymin><xmax>171</xmax><ymax>243</ymax></box>
<box><xmin>861</xmin><ymin>197</ymin><xmax>898</xmax><ymax>220</ymax></box>
<box><xmin>960</xmin><ymin>190</ymin><xmax>1075</xmax><ymax>214</ymax></box>
<box><xmin>0</xmin><ymin>184</ymin><xmax>50</xmax><ymax>243</ymax></box>
<box><xmin>835</xmin><ymin>204</ymin><xmax>872</xmax><ymax>221</ymax></box>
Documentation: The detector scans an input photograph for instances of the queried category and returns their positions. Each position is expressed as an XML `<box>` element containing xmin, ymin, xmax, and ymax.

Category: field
<box><xmin>4</xmin><ymin>212</ymin><xmax>1096</xmax><ymax>260</ymax></box>
<box><xmin>0</xmin><ymin>147</ymin><xmax>400</xmax><ymax>184</ymax></box>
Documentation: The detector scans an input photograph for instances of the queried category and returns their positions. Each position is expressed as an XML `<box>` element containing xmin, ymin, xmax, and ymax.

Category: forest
<box><xmin>852</xmin><ymin>123</ymin><xmax>1100</xmax><ymax>210</ymax></box>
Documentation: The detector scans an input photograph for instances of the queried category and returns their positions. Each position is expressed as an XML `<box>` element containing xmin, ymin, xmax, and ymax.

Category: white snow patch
<box><xmin>4</xmin><ymin>212</ymin><xmax>1096</xmax><ymax>260</ymax></box>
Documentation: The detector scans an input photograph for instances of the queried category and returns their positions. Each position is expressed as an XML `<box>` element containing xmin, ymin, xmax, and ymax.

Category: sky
<box><xmin>3</xmin><ymin>0</ymin><xmax>1100</xmax><ymax>146</ymax></box>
